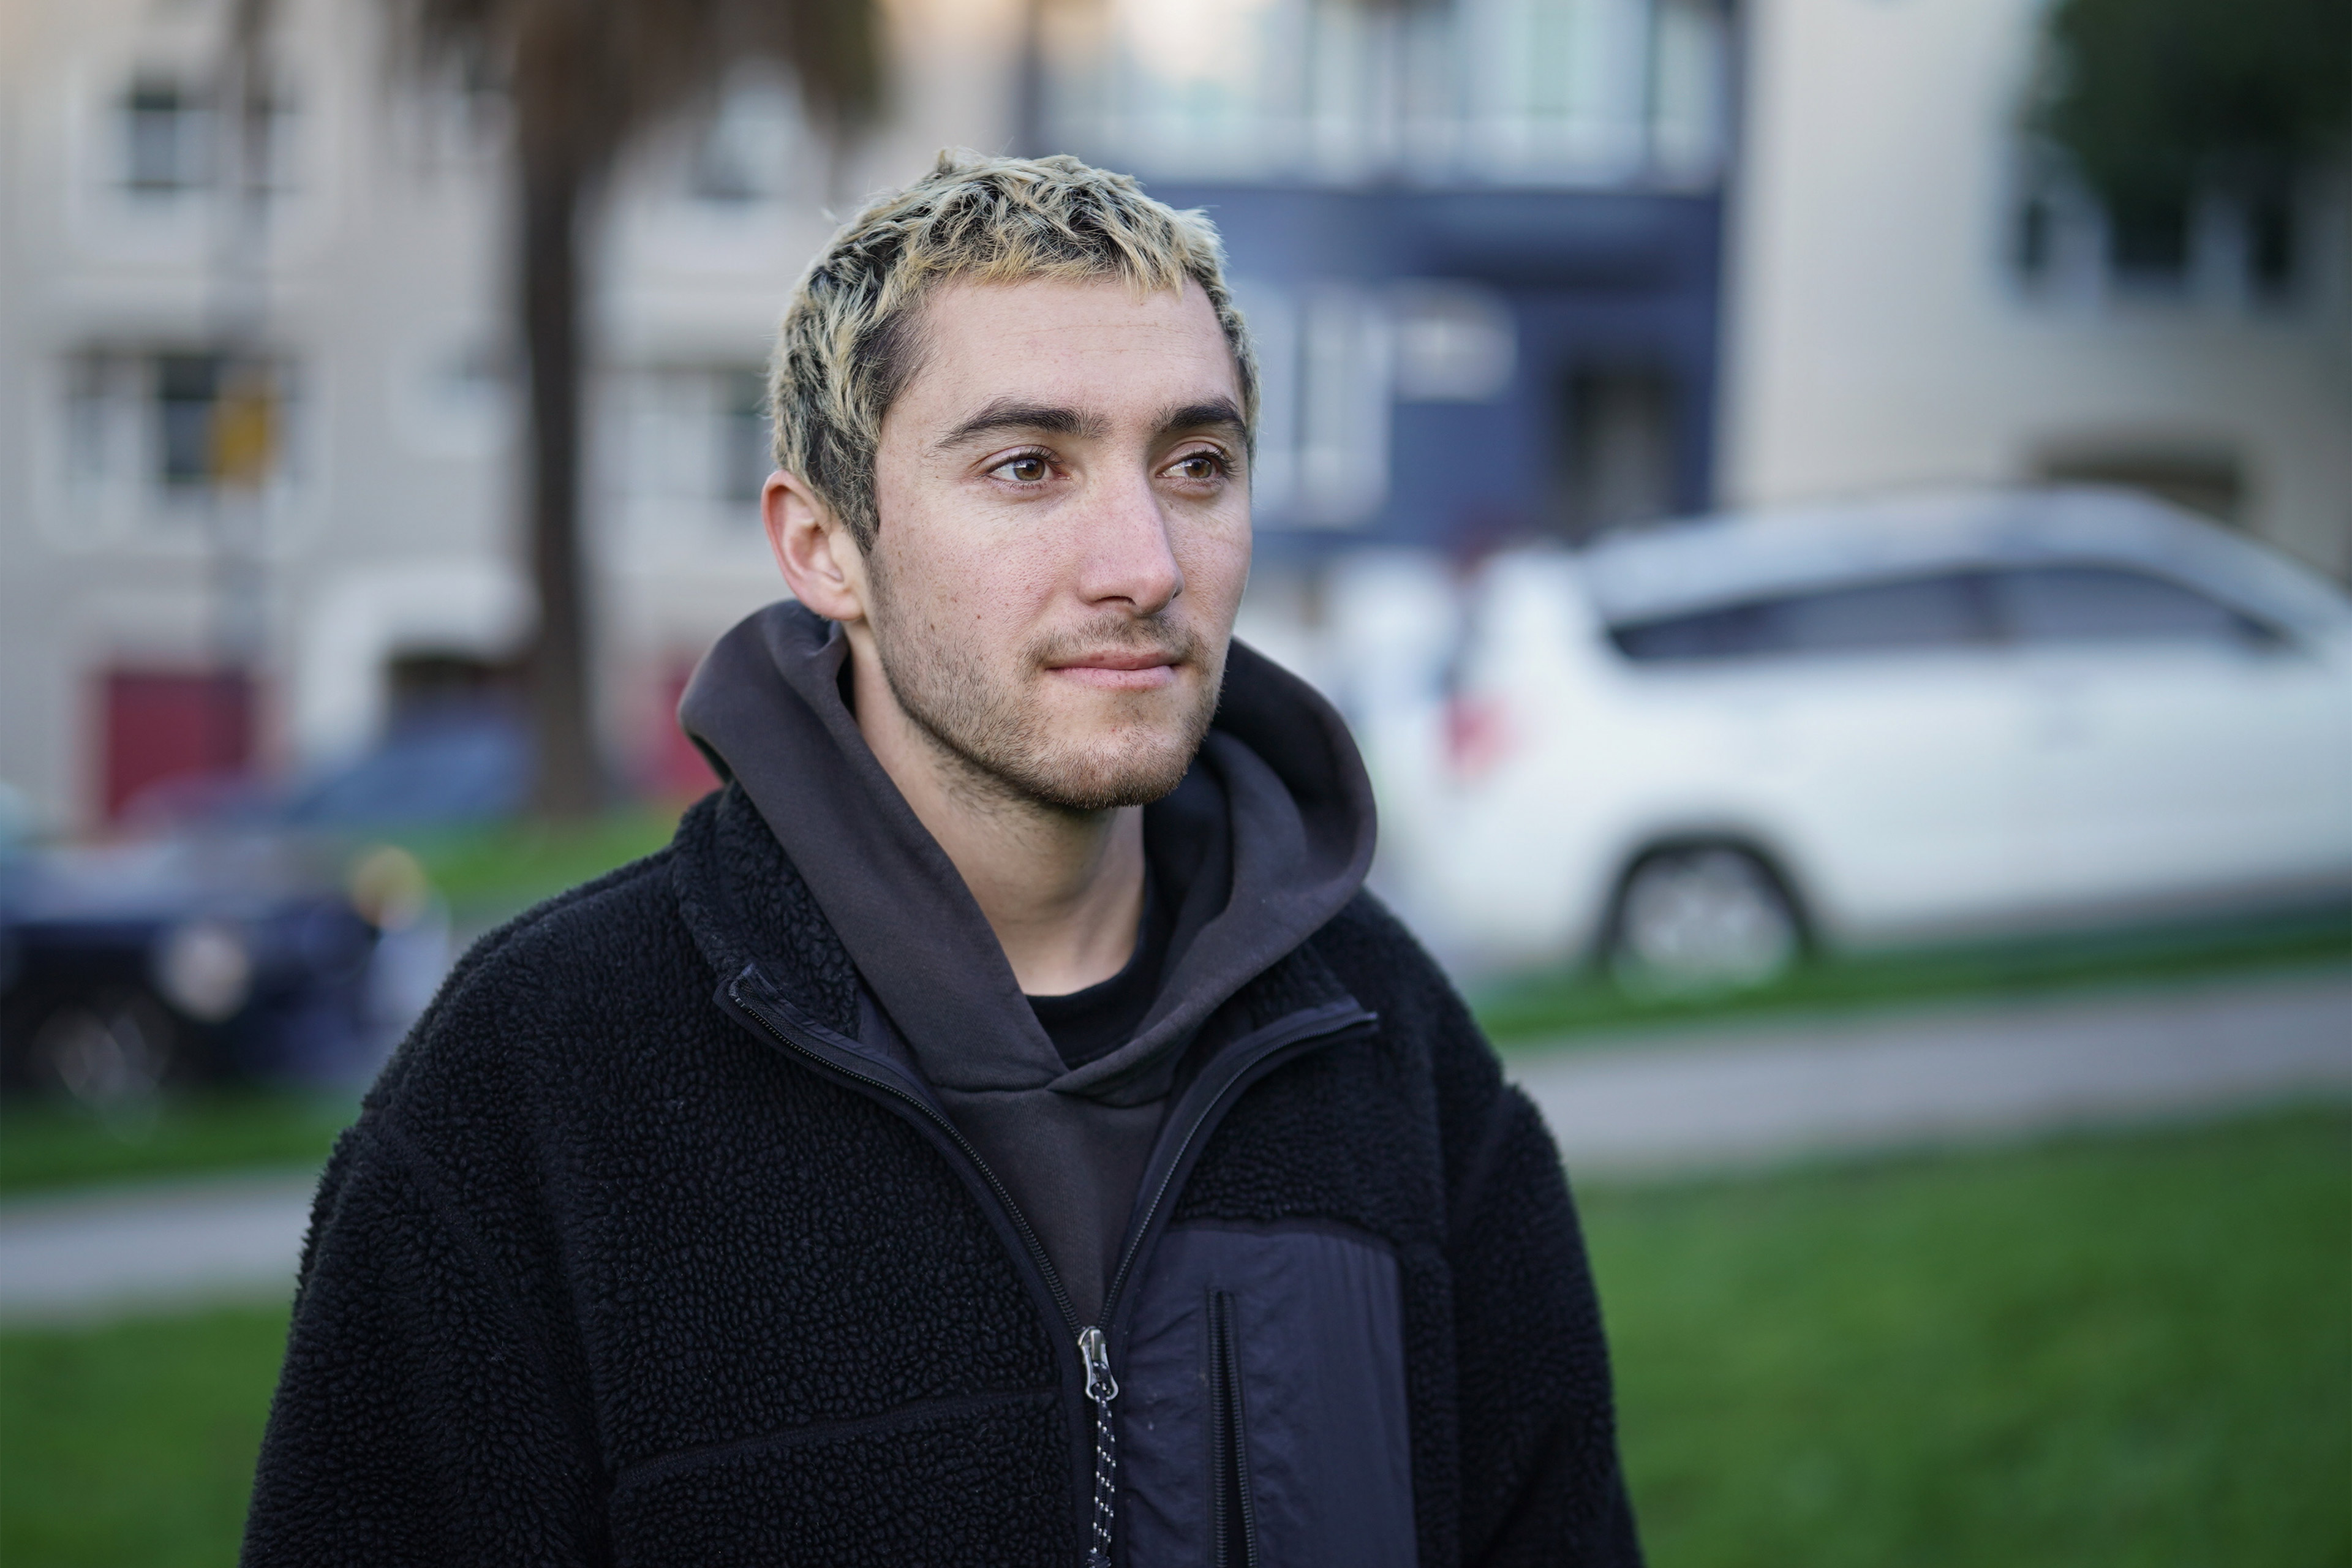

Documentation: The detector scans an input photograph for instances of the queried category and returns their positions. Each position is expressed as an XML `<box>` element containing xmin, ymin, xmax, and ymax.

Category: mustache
<box><xmin>1028</xmin><ymin>612</ymin><xmax>1202</xmax><ymax>668</ymax></box>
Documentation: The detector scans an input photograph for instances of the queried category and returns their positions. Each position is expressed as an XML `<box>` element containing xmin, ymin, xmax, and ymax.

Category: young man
<box><xmin>244</xmin><ymin>153</ymin><xmax>1640</xmax><ymax>1567</ymax></box>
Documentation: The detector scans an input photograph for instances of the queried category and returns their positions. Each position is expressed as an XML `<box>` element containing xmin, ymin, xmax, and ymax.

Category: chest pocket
<box><xmin>1117</xmin><ymin>1221</ymin><xmax>1416</xmax><ymax>1568</ymax></box>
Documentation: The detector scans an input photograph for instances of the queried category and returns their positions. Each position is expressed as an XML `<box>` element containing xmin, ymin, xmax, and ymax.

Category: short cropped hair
<box><xmin>769</xmin><ymin>150</ymin><xmax>1257</xmax><ymax>550</ymax></box>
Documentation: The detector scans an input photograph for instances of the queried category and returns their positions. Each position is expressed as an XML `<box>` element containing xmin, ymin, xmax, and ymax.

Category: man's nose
<box><xmin>1075</xmin><ymin>468</ymin><xmax>1184</xmax><ymax>615</ymax></box>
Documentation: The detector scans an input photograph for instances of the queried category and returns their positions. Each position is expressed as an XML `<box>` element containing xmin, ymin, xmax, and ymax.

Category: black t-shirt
<box><xmin>1026</xmin><ymin>871</ymin><xmax>1173</xmax><ymax>1071</ymax></box>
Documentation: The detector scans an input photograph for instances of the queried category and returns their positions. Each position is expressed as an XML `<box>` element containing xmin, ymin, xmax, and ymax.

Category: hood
<box><xmin>677</xmin><ymin>599</ymin><xmax>1376</xmax><ymax>1108</ymax></box>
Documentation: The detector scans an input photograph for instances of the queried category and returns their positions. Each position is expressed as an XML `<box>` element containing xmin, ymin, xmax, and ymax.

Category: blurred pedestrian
<box><xmin>242</xmin><ymin>151</ymin><xmax>1639</xmax><ymax>1567</ymax></box>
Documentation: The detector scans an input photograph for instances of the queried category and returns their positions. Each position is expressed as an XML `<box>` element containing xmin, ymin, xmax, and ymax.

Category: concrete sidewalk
<box><xmin>1513</xmin><ymin>968</ymin><xmax>2351</xmax><ymax>1175</ymax></box>
<box><xmin>0</xmin><ymin>1170</ymin><xmax>318</xmax><ymax>1322</ymax></box>
<box><xmin>3</xmin><ymin>968</ymin><xmax>2345</xmax><ymax>1322</ymax></box>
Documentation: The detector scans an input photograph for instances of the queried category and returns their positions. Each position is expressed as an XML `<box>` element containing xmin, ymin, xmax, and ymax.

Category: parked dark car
<box><xmin>0</xmin><ymin>831</ymin><xmax>442</xmax><ymax>1104</ymax></box>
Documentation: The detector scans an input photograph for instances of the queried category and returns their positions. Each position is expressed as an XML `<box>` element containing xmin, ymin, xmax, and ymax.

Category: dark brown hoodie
<box><xmin>677</xmin><ymin>600</ymin><xmax>1376</xmax><ymax>1319</ymax></box>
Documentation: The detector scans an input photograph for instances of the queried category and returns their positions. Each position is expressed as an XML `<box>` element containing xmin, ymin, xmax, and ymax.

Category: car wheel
<box><xmin>1608</xmin><ymin>846</ymin><xmax>1803</xmax><ymax>993</ymax></box>
<box><xmin>23</xmin><ymin>988</ymin><xmax>179</xmax><ymax>1110</ymax></box>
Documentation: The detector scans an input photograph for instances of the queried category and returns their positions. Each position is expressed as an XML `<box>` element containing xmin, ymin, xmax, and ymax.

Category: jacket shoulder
<box><xmin>1318</xmin><ymin>887</ymin><xmax>1435</xmax><ymax>967</ymax></box>
<box><xmin>366</xmin><ymin>843</ymin><xmax>694</xmax><ymax>1107</ymax></box>
<box><xmin>1311</xmin><ymin>889</ymin><xmax>1522</xmax><ymax>1164</ymax></box>
<box><xmin>1313</xmin><ymin>889</ymin><xmax>1477</xmax><ymax>1041</ymax></box>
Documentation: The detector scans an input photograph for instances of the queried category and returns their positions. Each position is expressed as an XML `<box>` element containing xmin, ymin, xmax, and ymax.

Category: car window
<box><xmin>1610</xmin><ymin>573</ymin><xmax>1992</xmax><ymax>662</ymax></box>
<box><xmin>1989</xmin><ymin>566</ymin><xmax>2280</xmax><ymax>648</ymax></box>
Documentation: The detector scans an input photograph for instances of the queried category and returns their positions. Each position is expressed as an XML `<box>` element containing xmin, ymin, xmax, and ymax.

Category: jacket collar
<box><xmin>673</xmin><ymin>600</ymin><xmax>1377</xmax><ymax>1106</ymax></box>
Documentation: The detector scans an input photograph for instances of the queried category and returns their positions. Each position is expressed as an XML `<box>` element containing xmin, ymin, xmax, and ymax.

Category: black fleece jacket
<box><xmin>242</xmin><ymin>690</ymin><xmax>1641</xmax><ymax>1568</ymax></box>
<box><xmin>677</xmin><ymin>604</ymin><xmax>1384</xmax><ymax>1322</ymax></box>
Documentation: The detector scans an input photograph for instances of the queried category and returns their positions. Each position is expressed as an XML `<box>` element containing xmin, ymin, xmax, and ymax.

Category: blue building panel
<box><xmin>1144</xmin><ymin>183</ymin><xmax>1725</xmax><ymax>556</ymax></box>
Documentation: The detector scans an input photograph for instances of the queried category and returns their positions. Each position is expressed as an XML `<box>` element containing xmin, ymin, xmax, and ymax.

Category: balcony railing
<box><xmin>1043</xmin><ymin>0</ymin><xmax>1731</xmax><ymax>190</ymax></box>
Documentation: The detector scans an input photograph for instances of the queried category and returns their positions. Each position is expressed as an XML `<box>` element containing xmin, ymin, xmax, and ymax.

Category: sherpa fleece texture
<box><xmin>241</xmin><ymin>785</ymin><xmax>1641</xmax><ymax>1566</ymax></box>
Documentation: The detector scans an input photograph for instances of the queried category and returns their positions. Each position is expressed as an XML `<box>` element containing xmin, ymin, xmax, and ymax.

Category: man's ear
<box><xmin>764</xmin><ymin>469</ymin><xmax>870</xmax><ymax>623</ymax></box>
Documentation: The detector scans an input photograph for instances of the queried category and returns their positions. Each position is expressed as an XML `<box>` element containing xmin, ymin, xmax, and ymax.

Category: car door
<box><xmin>1608</xmin><ymin>570</ymin><xmax>2037</xmax><ymax>938</ymax></box>
<box><xmin>1990</xmin><ymin>562</ymin><xmax>2352</xmax><ymax>911</ymax></box>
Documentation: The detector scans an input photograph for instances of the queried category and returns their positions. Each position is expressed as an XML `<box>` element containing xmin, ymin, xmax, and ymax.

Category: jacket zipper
<box><xmin>1072</xmin><ymin>1004</ymin><xmax>1363</xmax><ymax>1564</ymax></box>
<box><xmin>727</xmin><ymin>972</ymin><xmax>1372</xmax><ymax>1566</ymax></box>
<box><xmin>1207</xmin><ymin>1289</ymin><xmax>1261</xmax><ymax>1568</ymax></box>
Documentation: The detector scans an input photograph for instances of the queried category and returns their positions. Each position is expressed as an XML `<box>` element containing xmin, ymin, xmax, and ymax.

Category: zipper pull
<box><xmin>1079</xmin><ymin>1327</ymin><xmax>1118</xmax><ymax>1567</ymax></box>
<box><xmin>1079</xmin><ymin>1326</ymin><xmax>1118</xmax><ymax>1404</ymax></box>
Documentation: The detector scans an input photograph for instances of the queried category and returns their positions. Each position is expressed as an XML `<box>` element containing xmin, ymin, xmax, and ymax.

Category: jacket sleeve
<box><xmin>240</xmin><ymin>1116</ymin><xmax>606</xmax><ymax>1567</ymax></box>
<box><xmin>1438</xmin><ymin>1012</ymin><xmax>1643</xmax><ymax>1566</ymax></box>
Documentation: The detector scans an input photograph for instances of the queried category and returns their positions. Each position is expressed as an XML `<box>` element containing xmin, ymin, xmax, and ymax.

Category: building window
<box><xmin>1391</xmin><ymin>283</ymin><xmax>1517</xmax><ymax>403</ymax></box>
<box><xmin>119</xmin><ymin>72</ymin><xmax>296</xmax><ymax>198</ymax></box>
<box><xmin>2011</xmin><ymin>163</ymin><xmax>2320</xmax><ymax>309</ymax></box>
<box><xmin>1046</xmin><ymin>0</ymin><xmax>1730</xmax><ymax>189</ymax></box>
<box><xmin>1234</xmin><ymin>282</ymin><xmax>1395</xmax><ymax>529</ymax></box>
<box><xmin>157</xmin><ymin>355</ymin><xmax>225</xmax><ymax>486</ymax></box>
<box><xmin>66</xmin><ymin>353</ymin><xmax>137</xmax><ymax>487</ymax></box>
<box><xmin>124</xmin><ymin>78</ymin><xmax>214</xmax><ymax>193</ymax></box>
<box><xmin>2247</xmin><ymin>188</ymin><xmax>2299</xmax><ymax>300</ymax></box>
<box><xmin>64</xmin><ymin>349</ymin><xmax>290</xmax><ymax>503</ymax></box>
<box><xmin>2034</xmin><ymin>445</ymin><xmax>2245</xmax><ymax>527</ymax></box>
<box><xmin>612</xmin><ymin>366</ymin><xmax>772</xmax><ymax>521</ymax></box>
<box><xmin>2014</xmin><ymin>195</ymin><xmax>2056</xmax><ymax>279</ymax></box>
<box><xmin>688</xmin><ymin>75</ymin><xmax>805</xmax><ymax>205</ymax></box>
<box><xmin>385</xmin><ymin>650</ymin><xmax>522</xmax><ymax>729</ymax></box>
<box><xmin>720</xmin><ymin>371</ymin><xmax>772</xmax><ymax>503</ymax></box>
<box><xmin>1559</xmin><ymin>365</ymin><xmax>1678</xmax><ymax>541</ymax></box>
<box><xmin>155</xmin><ymin>354</ymin><xmax>284</xmax><ymax>491</ymax></box>
<box><xmin>2107</xmin><ymin>191</ymin><xmax>2190</xmax><ymax>283</ymax></box>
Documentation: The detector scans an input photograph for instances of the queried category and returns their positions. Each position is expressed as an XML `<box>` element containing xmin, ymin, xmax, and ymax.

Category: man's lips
<box><xmin>1045</xmin><ymin>649</ymin><xmax>1183</xmax><ymax>690</ymax></box>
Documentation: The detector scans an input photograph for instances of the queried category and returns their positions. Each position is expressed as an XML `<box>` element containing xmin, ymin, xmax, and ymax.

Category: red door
<box><xmin>102</xmin><ymin>668</ymin><xmax>254</xmax><ymax>821</ymax></box>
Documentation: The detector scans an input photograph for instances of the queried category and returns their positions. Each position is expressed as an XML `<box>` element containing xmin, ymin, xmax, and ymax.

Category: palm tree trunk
<box><xmin>1012</xmin><ymin>0</ymin><xmax>1048</xmax><ymax>156</ymax></box>
<box><xmin>518</xmin><ymin>142</ymin><xmax>601</xmax><ymax>818</ymax></box>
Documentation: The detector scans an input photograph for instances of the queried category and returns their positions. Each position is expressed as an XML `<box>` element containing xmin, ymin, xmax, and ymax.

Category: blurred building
<box><xmin>1722</xmin><ymin>0</ymin><xmax>2349</xmax><ymax>578</ymax></box>
<box><xmin>1042</xmin><ymin>0</ymin><xmax>1736</xmax><ymax>553</ymax></box>
<box><xmin>0</xmin><ymin>0</ymin><xmax>1033</xmax><ymax>833</ymax></box>
<box><xmin>0</xmin><ymin>0</ymin><xmax>2342</xmax><ymax>835</ymax></box>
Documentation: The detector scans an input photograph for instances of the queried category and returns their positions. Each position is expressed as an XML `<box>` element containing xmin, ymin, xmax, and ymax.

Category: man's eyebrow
<box><xmin>1158</xmin><ymin>398</ymin><xmax>1246</xmax><ymax>437</ymax></box>
<box><xmin>936</xmin><ymin>399</ymin><xmax>1107</xmax><ymax>448</ymax></box>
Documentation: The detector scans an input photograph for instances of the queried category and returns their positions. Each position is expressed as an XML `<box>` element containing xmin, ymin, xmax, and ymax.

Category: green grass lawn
<box><xmin>2</xmin><ymin>1108</ymin><xmax>2343</xmax><ymax>1565</ymax></box>
<box><xmin>1581</xmin><ymin>1108</ymin><xmax>2352</xmax><ymax>1567</ymax></box>
<box><xmin>4</xmin><ymin>904</ymin><xmax>2338</xmax><ymax>1196</ymax></box>
<box><xmin>406</xmin><ymin>809</ymin><xmax>2350</xmax><ymax>1044</ymax></box>
<box><xmin>0</xmin><ymin>1093</ymin><xmax>356</xmax><ymax>1199</ymax></box>
<box><xmin>385</xmin><ymin>808</ymin><xmax>2352</xmax><ymax>1044</ymax></box>
<box><xmin>0</xmin><ymin>1308</ymin><xmax>290</xmax><ymax>1568</ymax></box>
<box><xmin>395</xmin><ymin>804</ymin><xmax>685</xmax><ymax>925</ymax></box>
<box><xmin>1474</xmin><ymin>904</ymin><xmax>2352</xmax><ymax>1046</ymax></box>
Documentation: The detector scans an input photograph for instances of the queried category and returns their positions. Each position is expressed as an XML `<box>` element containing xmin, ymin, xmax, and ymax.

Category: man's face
<box><xmin>858</xmin><ymin>275</ymin><xmax>1251</xmax><ymax>813</ymax></box>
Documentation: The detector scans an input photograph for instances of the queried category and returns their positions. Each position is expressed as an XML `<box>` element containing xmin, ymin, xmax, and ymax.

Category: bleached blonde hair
<box><xmin>769</xmin><ymin>149</ymin><xmax>1258</xmax><ymax>549</ymax></box>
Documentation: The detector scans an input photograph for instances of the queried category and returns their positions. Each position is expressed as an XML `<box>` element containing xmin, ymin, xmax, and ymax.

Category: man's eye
<box><xmin>1166</xmin><ymin>453</ymin><xmax>1226</xmax><ymax>483</ymax></box>
<box><xmin>990</xmin><ymin>454</ymin><xmax>1050</xmax><ymax>483</ymax></box>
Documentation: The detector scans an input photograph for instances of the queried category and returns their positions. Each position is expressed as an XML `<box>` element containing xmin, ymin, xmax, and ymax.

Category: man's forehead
<box><xmin>902</xmin><ymin>274</ymin><xmax>1240</xmax><ymax>422</ymax></box>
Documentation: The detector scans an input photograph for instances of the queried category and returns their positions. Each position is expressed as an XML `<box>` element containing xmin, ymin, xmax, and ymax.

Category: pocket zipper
<box><xmin>1208</xmin><ymin>1289</ymin><xmax>1261</xmax><ymax>1568</ymax></box>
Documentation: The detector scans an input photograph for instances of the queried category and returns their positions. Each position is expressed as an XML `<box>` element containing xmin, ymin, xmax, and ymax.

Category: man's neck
<box><xmin>845</xmin><ymin>638</ymin><xmax>1146</xmax><ymax>998</ymax></box>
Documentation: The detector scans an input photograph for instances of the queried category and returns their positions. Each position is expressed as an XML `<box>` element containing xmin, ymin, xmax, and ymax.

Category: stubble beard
<box><xmin>865</xmin><ymin>559</ymin><xmax>1224</xmax><ymax>815</ymax></box>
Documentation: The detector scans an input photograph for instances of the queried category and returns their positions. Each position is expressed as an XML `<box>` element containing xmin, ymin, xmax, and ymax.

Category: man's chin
<box><xmin>1011</xmin><ymin>733</ymin><xmax>1200</xmax><ymax>813</ymax></box>
<box><xmin>888</xmin><ymin>652</ymin><xmax>1220</xmax><ymax>813</ymax></box>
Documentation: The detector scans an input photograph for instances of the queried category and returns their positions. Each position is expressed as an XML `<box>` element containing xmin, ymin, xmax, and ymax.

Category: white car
<box><xmin>1368</xmin><ymin>489</ymin><xmax>2352</xmax><ymax>986</ymax></box>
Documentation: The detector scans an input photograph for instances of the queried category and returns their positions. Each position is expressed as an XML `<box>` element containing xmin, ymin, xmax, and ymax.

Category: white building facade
<box><xmin>1721</xmin><ymin>0</ymin><xmax>2350</xmax><ymax>577</ymax></box>
<box><xmin>0</xmin><ymin>0</ymin><xmax>1032</xmax><ymax>834</ymax></box>
<box><xmin>6</xmin><ymin>0</ymin><xmax>2342</xmax><ymax>837</ymax></box>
